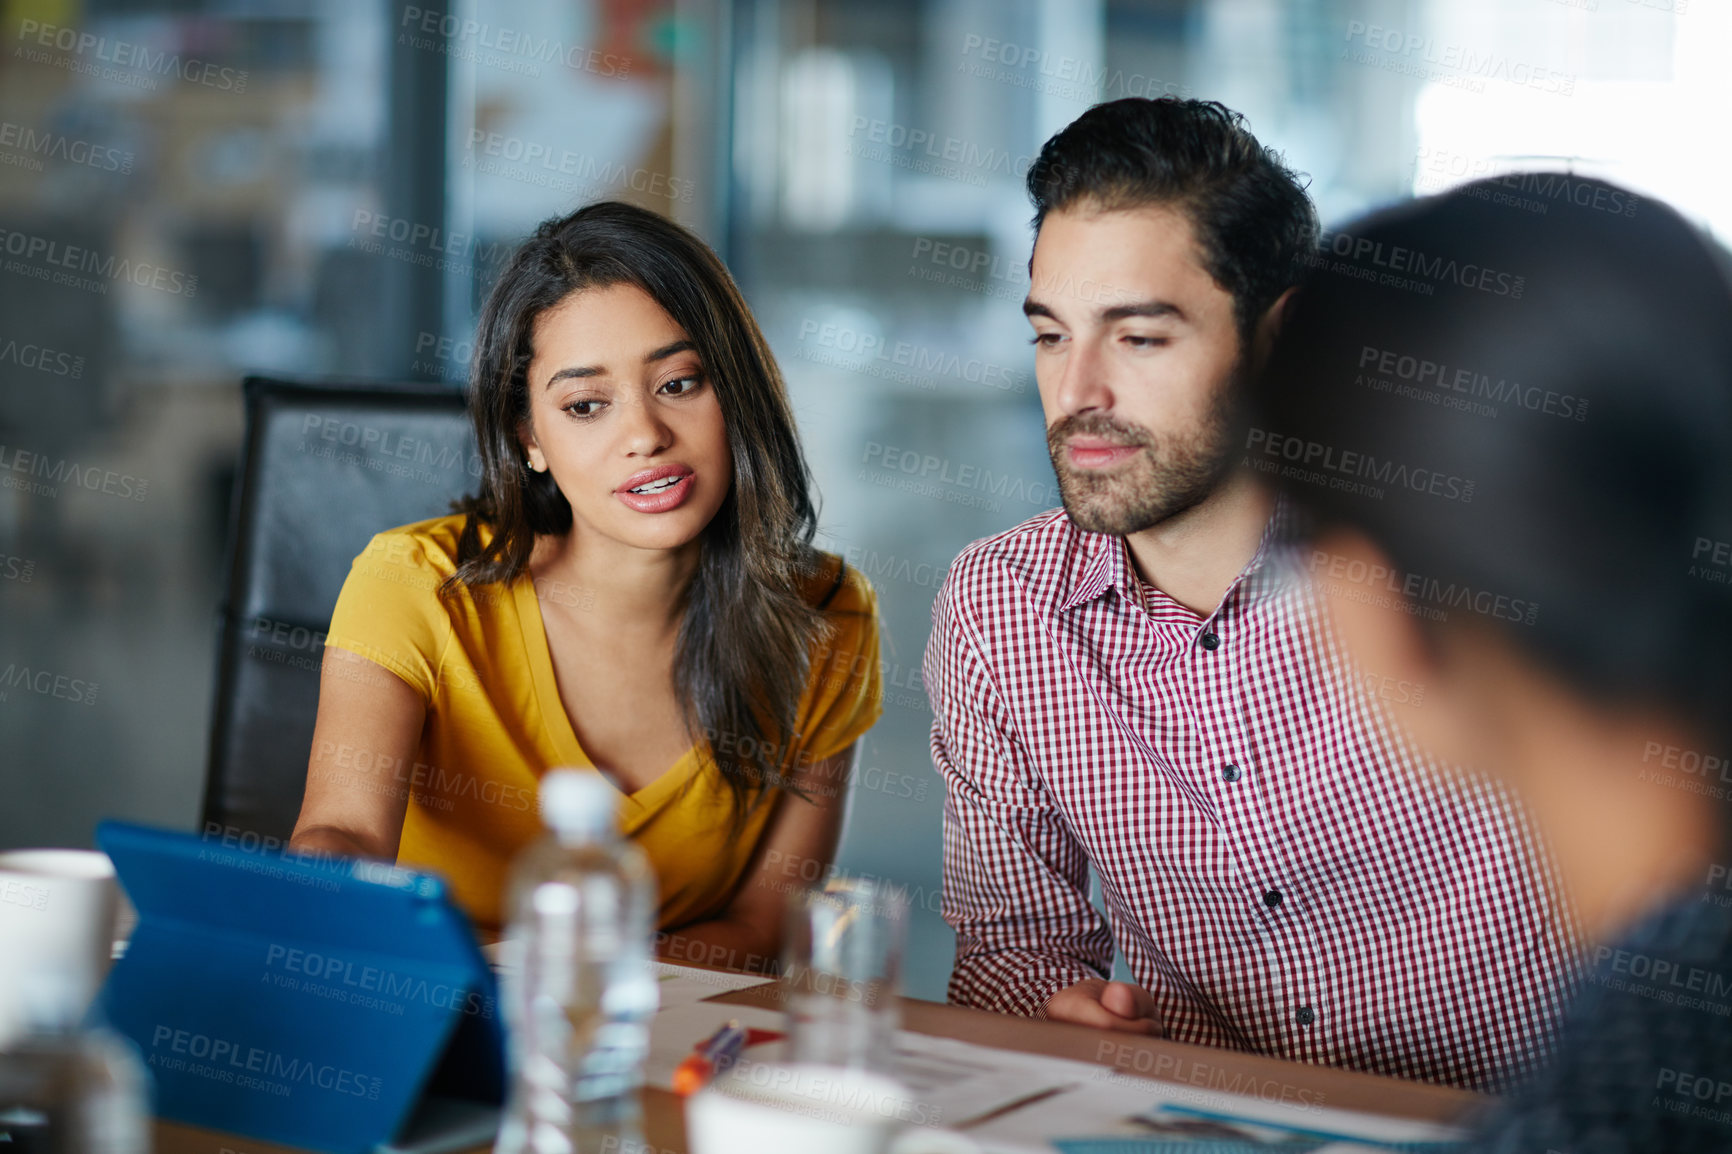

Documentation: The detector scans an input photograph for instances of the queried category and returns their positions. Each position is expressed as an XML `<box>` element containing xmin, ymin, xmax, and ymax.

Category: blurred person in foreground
<box><xmin>288</xmin><ymin>201</ymin><xmax>882</xmax><ymax>959</ymax></box>
<box><xmin>924</xmin><ymin>96</ymin><xmax>1575</xmax><ymax>1091</ymax></box>
<box><xmin>1257</xmin><ymin>174</ymin><xmax>1732</xmax><ymax>1148</ymax></box>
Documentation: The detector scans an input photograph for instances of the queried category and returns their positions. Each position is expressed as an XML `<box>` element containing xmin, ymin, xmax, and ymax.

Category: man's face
<box><xmin>1026</xmin><ymin>202</ymin><xmax>1245</xmax><ymax>536</ymax></box>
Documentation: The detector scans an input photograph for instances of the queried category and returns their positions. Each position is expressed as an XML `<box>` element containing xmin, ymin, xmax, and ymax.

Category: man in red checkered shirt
<box><xmin>923</xmin><ymin>98</ymin><xmax>1577</xmax><ymax>1091</ymax></box>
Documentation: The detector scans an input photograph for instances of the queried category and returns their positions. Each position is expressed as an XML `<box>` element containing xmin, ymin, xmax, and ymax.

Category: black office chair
<box><xmin>200</xmin><ymin>376</ymin><xmax>476</xmax><ymax>848</ymax></box>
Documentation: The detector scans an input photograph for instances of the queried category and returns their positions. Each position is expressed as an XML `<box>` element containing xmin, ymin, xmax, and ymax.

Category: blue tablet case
<box><xmin>93</xmin><ymin>821</ymin><xmax>505</xmax><ymax>1154</ymax></box>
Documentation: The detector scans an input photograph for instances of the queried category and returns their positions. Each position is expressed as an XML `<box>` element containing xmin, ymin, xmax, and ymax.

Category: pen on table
<box><xmin>673</xmin><ymin>1020</ymin><xmax>749</xmax><ymax>1096</ymax></box>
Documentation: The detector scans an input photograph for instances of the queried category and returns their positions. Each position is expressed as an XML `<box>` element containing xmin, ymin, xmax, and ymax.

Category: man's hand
<box><xmin>1044</xmin><ymin>978</ymin><xmax>1165</xmax><ymax>1035</ymax></box>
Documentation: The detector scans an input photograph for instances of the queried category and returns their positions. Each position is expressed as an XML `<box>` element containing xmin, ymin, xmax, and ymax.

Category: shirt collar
<box><xmin>1057</xmin><ymin>492</ymin><xmax>1305</xmax><ymax>614</ymax></box>
<box><xmin>1058</xmin><ymin>527</ymin><xmax>1133</xmax><ymax>612</ymax></box>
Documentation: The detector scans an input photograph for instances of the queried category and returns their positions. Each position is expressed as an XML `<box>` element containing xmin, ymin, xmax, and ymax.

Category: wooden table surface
<box><xmin>153</xmin><ymin>982</ymin><xmax>1484</xmax><ymax>1154</ymax></box>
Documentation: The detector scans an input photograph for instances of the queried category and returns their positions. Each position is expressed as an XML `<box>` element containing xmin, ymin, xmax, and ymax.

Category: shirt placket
<box><xmin>1188</xmin><ymin>579</ymin><xmax>1327</xmax><ymax>1065</ymax></box>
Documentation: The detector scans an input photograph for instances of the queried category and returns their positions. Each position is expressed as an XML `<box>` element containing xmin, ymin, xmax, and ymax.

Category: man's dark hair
<box><xmin>1026</xmin><ymin>98</ymin><xmax>1318</xmax><ymax>343</ymax></box>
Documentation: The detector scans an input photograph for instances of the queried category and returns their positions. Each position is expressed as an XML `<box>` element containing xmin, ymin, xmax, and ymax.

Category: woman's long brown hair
<box><xmin>444</xmin><ymin>201</ymin><xmax>828</xmax><ymax>813</ymax></box>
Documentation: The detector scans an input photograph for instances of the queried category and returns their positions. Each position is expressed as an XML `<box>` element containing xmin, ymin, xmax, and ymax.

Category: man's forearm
<box><xmin>948</xmin><ymin>941</ymin><xmax>1108</xmax><ymax>1017</ymax></box>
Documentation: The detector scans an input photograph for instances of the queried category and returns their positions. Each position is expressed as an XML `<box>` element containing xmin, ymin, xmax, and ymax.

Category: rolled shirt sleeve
<box><xmin>925</xmin><ymin>565</ymin><xmax>1116</xmax><ymax>1017</ymax></box>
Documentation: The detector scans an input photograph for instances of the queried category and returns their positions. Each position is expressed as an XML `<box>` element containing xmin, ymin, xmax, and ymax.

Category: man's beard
<box><xmin>1046</xmin><ymin>376</ymin><xmax>1241</xmax><ymax>537</ymax></box>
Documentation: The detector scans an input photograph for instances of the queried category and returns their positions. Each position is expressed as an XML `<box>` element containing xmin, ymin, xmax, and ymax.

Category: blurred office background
<box><xmin>0</xmin><ymin>0</ymin><xmax>1719</xmax><ymax>997</ymax></box>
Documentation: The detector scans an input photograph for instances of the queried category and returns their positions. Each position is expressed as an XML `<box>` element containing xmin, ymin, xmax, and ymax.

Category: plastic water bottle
<box><xmin>494</xmin><ymin>769</ymin><xmax>658</xmax><ymax>1154</ymax></box>
<box><xmin>0</xmin><ymin>971</ymin><xmax>150</xmax><ymax>1153</ymax></box>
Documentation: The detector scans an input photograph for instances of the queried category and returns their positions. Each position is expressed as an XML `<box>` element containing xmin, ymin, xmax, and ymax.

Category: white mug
<box><xmin>687</xmin><ymin>1063</ymin><xmax>905</xmax><ymax>1154</ymax></box>
<box><xmin>686</xmin><ymin>1063</ymin><xmax>980</xmax><ymax>1154</ymax></box>
<box><xmin>0</xmin><ymin>848</ymin><xmax>121</xmax><ymax>1046</ymax></box>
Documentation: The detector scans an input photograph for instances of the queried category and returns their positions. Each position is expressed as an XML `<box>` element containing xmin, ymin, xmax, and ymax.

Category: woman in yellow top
<box><xmin>288</xmin><ymin>201</ymin><xmax>883</xmax><ymax>966</ymax></box>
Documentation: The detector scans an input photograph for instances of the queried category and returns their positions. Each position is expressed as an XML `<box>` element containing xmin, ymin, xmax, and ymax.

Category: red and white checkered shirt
<box><xmin>925</xmin><ymin>504</ymin><xmax>1578</xmax><ymax>1091</ymax></box>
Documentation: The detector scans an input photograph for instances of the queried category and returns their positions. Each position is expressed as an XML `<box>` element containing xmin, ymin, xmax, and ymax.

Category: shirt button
<box><xmin>1199</xmin><ymin>631</ymin><xmax>1220</xmax><ymax>650</ymax></box>
<box><xmin>1295</xmin><ymin>1006</ymin><xmax>1316</xmax><ymax>1026</ymax></box>
<box><xmin>1221</xmin><ymin>764</ymin><xmax>1242</xmax><ymax>782</ymax></box>
<box><xmin>1262</xmin><ymin>889</ymin><xmax>1283</xmax><ymax>909</ymax></box>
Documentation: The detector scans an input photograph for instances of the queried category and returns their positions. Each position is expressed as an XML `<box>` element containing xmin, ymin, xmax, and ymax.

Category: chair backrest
<box><xmin>201</xmin><ymin>376</ymin><xmax>477</xmax><ymax>847</ymax></box>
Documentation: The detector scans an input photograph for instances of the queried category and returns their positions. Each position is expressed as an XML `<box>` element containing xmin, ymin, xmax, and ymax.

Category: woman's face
<box><xmin>520</xmin><ymin>282</ymin><xmax>732</xmax><ymax>553</ymax></box>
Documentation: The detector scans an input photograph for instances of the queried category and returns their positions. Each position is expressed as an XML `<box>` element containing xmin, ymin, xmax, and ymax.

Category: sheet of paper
<box><xmin>644</xmin><ymin>1000</ymin><xmax>787</xmax><ymax>1090</ymax></box>
<box><xmin>959</xmin><ymin>1059</ymin><xmax>1468</xmax><ymax>1154</ymax></box>
<box><xmin>483</xmin><ymin>944</ymin><xmax>775</xmax><ymax>1007</ymax></box>
<box><xmin>1135</xmin><ymin>1098</ymin><xmax>1466</xmax><ymax>1145</ymax></box>
<box><xmin>484</xmin><ymin>950</ymin><xmax>782</xmax><ymax>1089</ymax></box>
<box><xmin>891</xmin><ymin>1031</ymin><xmax>1086</xmax><ymax>1129</ymax></box>
<box><xmin>642</xmin><ymin>1000</ymin><xmax>1077</xmax><ymax>1129</ymax></box>
<box><xmin>487</xmin><ymin>947</ymin><xmax>1467</xmax><ymax>1152</ymax></box>
<box><xmin>651</xmin><ymin>960</ymin><xmax>777</xmax><ymax>1010</ymax></box>
<box><xmin>1063</xmin><ymin>1121</ymin><xmax>1329</xmax><ymax>1149</ymax></box>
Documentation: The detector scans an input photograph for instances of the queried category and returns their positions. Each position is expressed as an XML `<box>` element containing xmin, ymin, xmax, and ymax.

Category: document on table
<box><xmin>1130</xmin><ymin>1101</ymin><xmax>1466</xmax><ymax>1148</ymax></box>
<box><xmin>640</xmin><ymin>997</ymin><xmax>1083</xmax><ymax>1128</ymax></box>
<box><xmin>494</xmin><ymin>948</ymin><xmax>1469</xmax><ymax>1152</ymax></box>
<box><xmin>651</xmin><ymin>960</ymin><xmax>777</xmax><ymax>1010</ymax></box>
<box><xmin>891</xmin><ymin>1031</ymin><xmax>1086</xmax><ymax>1128</ymax></box>
<box><xmin>1052</xmin><ymin>1138</ymin><xmax>1460</xmax><ymax>1153</ymax></box>
<box><xmin>962</xmin><ymin>1064</ymin><xmax>1469</xmax><ymax>1154</ymax></box>
<box><xmin>644</xmin><ymin>1000</ymin><xmax>788</xmax><ymax>1089</ymax></box>
<box><xmin>481</xmin><ymin>944</ymin><xmax>776</xmax><ymax>1010</ymax></box>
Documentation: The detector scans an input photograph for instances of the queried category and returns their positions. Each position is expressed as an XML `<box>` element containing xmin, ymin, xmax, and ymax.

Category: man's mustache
<box><xmin>1047</xmin><ymin>413</ymin><xmax>1155</xmax><ymax>454</ymax></box>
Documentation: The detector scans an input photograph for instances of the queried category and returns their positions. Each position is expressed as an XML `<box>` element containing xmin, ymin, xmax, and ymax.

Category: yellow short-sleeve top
<box><xmin>322</xmin><ymin>513</ymin><xmax>883</xmax><ymax>933</ymax></box>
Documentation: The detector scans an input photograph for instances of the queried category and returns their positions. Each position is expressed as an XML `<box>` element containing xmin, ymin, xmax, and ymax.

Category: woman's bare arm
<box><xmin>288</xmin><ymin>646</ymin><xmax>426</xmax><ymax>861</ymax></box>
<box><xmin>654</xmin><ymin>744</ymin><xmax>859</xmax><ymax>972</ymax></box>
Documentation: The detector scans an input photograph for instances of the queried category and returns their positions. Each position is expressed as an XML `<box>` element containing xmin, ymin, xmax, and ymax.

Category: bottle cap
<box><xmin>538</xmin><ymin>768</ymin><xmax>618</xmax><ymax>836</ymax></box>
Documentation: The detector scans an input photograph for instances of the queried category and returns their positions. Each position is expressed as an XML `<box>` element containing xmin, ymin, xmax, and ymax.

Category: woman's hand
<box><xmin>287</xmin><ymin>646</ymin><xmax>426</xmax><ymax>862</ymax></box>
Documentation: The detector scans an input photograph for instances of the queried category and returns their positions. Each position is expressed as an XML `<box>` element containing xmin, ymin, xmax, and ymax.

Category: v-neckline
<box><xmin>511</xmin><ymin>575</ymin><xmax>701</xmax><ymax>829</ymax></box>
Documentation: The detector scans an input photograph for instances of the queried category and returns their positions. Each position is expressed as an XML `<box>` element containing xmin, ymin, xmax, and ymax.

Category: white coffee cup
<box><xmin>886</xmin><ymin>1127</ymin><xmax>982</xmax><ymax>1154</ymax></box>
<box><xmin>686</xmin><ymin>1062</ymin><xmax>980</xmax><ymax>1154</ymax></box>
<box><xmin>0</xmin><ymin>848</ymin><xmax>121</xmax><ymax>1046</ymax></box>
